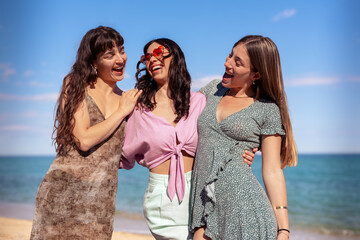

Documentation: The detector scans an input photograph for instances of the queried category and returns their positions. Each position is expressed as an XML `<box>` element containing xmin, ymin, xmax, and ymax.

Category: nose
<box><xmin>149</xmin><ymin>54</ymin><xmax>158</xmax><ymax>62</ymax></box>
<box><xmin>115</xmin><ymin>53</ymin><xmax>124</xmax><ymax>63</ymax></box>
<box><xmin>224</xmin><ymin>56</ymin><xmax>231</xmax><ymax>68</ymax></box>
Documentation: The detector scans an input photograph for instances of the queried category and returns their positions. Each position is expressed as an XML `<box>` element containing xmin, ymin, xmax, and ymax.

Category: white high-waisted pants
<box><xmin>143</xmin><ymin>171</ymin><xmax>193</xmax><ymax>240</ymax></box>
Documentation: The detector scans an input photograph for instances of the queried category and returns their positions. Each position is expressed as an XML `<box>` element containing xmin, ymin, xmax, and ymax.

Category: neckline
<box><xmin>215</xmin><ymin>87</ymin><xmax>257</xmax><ymax>124</ymax></box>
<box><xmin>145</xmin><ymin>109</ymin><xmax>182</xmax><ymax>129</ymax></box>
<box><xmin>86</xmin><ymin>93</ymin><xmax>106</xmax><ymax>120</ymax></box>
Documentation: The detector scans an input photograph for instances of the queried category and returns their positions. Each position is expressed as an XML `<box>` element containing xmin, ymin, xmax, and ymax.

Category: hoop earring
<box><xmin>92</xmin><ymin>66</ymin><xmax>97</xmax><ymax>75</ymax></box>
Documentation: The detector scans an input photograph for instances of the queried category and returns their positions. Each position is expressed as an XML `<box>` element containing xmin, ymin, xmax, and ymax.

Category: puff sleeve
<box><xmin>260</xmin><ymin>102</ymin><xmax>286</xmax><ymax>136</ymax></box>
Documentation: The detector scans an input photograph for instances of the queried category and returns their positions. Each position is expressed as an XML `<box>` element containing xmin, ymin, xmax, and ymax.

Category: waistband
<box><xmin>149</xmin><ymin>171</ymin><xmax>192</xmax><ymax>187</ymax></box>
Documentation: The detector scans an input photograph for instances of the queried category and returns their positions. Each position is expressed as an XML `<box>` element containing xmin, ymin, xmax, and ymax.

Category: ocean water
<box><xmin>0</xmin><ymin>154</ymin><xmax>359</xmax><ymax>236</ymax></box>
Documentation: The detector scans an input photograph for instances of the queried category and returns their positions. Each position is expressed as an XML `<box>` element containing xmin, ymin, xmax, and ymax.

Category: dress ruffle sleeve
<box><xmin>260</xmin><ymin>102</ymin><xmax>286</xmax><ymax>136</ymax></box>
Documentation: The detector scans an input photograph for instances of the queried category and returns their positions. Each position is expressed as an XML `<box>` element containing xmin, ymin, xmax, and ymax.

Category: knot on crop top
<box><xmin>168</xmin><ymin>143</ymin><xmax>186</xmax><ymax>202</ymax></box>
<box><xmin>120</xmin><ymin>92</ymin><xmax>207</xmax><ymax>202</ymax></box>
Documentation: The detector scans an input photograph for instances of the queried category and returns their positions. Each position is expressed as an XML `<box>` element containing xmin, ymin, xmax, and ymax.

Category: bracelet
<box><xmin>277</xmin><ymin>228</ymin><xmax>290</xmax><ymax>233</ymax></box>
<box><xmin>276</xmin><ymin>206</ymin><xmax>288</xmax><ymax>210</ymax></box>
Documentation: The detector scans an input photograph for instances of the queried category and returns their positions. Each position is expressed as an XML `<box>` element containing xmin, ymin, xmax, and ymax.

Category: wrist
<box><xmin>277</xmin><ymin>228</ymin><xmax>290</xmax><ymax>238</ymax></box>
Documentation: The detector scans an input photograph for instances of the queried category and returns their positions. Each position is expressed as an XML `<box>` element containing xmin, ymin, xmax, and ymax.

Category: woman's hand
<box><xmin>242</xmin><ymin>148</ymin><xmax>258</xmax><ymax>169</ymax></box>
<box><xmin>118</xmin><ymin>89</ymin><xmax>142</xmax><ymax>116</ymax></box>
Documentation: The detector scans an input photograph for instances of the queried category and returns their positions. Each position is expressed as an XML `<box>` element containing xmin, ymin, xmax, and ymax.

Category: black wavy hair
<box><xmin>135</xmin><ymin>38</ymin><xmax>191</xmax><ymax>122</ymax></box>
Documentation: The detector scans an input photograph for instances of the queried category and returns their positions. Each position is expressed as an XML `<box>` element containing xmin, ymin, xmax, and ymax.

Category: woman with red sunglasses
<box><xmin>120</xmin><ymin>38</ymin><xmax>256</xmax><ymax>239</ymax></box>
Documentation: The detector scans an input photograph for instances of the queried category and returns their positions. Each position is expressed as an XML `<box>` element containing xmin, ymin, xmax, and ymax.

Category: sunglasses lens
<box><xmin>153</xmin><ymin>48</ymin><xmax>163</xmax><ymax>57</ymax></box>
<box><xmin>141</xmin><ymin>46</ymin><xmax>166</xmax><ymax>64</ymax></box>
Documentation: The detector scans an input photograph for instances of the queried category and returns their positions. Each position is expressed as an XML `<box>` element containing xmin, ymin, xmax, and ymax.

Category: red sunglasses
<box><xmin>140</xmin><ymin>46</ymin><xmax>168</xmax><ymax>64</ymax></box>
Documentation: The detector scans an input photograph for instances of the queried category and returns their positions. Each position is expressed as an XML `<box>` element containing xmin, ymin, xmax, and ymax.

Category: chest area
<box><xmin>198</xmin><ymin>97</ymin><xmax>263</xmax><ymax>142</ymax></box>
<box><xmin>151</xmin><ymin>106</ymin><xmax>178</xmax><ymax>128</ymax></box>
<box><xmin>216</xmin><ymin>96</ymin><xmax>256</xmax><ymax>123</ymax></box>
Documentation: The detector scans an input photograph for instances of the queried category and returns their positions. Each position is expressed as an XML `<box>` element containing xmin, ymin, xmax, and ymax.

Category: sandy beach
<box><xmin>0</xmin><ymin>202</ymin><xmax>359</xmax><ymax>240</ymax></box>
<box><xmin>0</xmin><ymin>202</ymin><xmax>154</xmax><ymax>240</ymax></box>
<box><xmin>0</xmin><ymin>217</ymin><xmax>154</xmax><ymax>240</ymax></box>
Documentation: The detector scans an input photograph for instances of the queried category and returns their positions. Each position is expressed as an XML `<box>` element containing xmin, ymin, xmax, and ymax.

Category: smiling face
<box><xmin>222</xmin><ymin>43</ymin><xmax>257</xmax><ymax>92</ymax></box>
<box><xmin>145</xmin><ymin>42</ymin><xmax>172</xmax><ymax>86</ymax></box>
<box><xmin>94</xmin><ymin>44</ymin><xmax>127</xmax><ymax>82</ymax></box>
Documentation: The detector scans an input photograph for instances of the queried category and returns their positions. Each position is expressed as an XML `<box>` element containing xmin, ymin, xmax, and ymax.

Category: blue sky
<box><xmin>0</xmin><ymin>0</ymin><xmax>359</xmax><ymax>155</ymax></box>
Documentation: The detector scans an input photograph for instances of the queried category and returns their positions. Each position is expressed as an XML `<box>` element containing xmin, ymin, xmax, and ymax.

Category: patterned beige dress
<box><xmin>30</xmin><ymin>93</ymin><xmax>126</xmax><ymax>240</ymax></box>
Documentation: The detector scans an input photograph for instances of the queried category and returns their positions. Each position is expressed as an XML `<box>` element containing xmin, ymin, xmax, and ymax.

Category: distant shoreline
<box><xmin>0</xmin><ymin>201</ymin><xmax>359</xmax><ymax>240</ymax></box>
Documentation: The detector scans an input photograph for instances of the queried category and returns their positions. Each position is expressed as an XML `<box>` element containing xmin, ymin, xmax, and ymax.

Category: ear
<box><xmin>252</xmin><ymin>72</ymin><xmax>261</xmax><ymax>81</ymax></box>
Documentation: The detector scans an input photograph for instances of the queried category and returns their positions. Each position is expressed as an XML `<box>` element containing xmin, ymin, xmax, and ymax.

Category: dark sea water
<box><xmin>0</xmin><ymin>154</ymin><xmax>359</xmax><ymax>236</ymax></box>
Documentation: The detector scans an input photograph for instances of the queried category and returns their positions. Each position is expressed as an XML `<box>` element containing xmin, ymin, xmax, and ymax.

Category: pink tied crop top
<box><xmin>120</xmin><ymin>92</ymin><xmax>206</xmax><ymax>202</ymax></box>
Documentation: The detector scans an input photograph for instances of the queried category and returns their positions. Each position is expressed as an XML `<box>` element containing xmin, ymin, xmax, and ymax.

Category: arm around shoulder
<box><xmin>72</xmin><ymin>99</ymin><xmax>130</xmax><ymax>152</ymax></box>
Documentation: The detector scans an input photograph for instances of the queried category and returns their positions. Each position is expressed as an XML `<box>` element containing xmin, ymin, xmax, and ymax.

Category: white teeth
<box><xmin>152</xmin><ymin>66</ymin><xmax>161</xmax><ymax>71</ymax></box>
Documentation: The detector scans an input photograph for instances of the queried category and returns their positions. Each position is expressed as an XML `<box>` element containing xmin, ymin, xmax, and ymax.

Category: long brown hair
<box><xmin>135</xmin><ymin>38</ymin><xmax>191</xmax><ymax>122</ymax></box>
<box><xmin>234</xmin><ymin>35</ymin><xmax>297</xmax><ymax>168</ymax></box>
<box><xmin>53</xmin><ymin>26</ymin><xmax>124</xmax><ymax>156</ymax></box>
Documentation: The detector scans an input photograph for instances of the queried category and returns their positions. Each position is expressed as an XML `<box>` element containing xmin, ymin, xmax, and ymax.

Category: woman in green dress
<box><xmin>190</xmin><ymin>35</ymin><xmax>297</xmax><ymax>240</ymax></box>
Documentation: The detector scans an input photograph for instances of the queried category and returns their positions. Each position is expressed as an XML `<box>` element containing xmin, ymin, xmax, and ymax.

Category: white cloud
<box><xmin>28</xmin><ymin>80</ymin><xmax>54</xmax><ymax>88</ymax></box>
<box><xmin>24</xmin><ymin>70</ymin><xmax>35</xmax><ymax>77</ymax></box>
<box><xmin>124</xmin><ymin>72</ymin><xmax>131</xmax><ymax>79</ymax></box>
<box><xmin>192</xmin><ymin>75</ymin><xmax>222</xmax><ymax>89</ymax></box>
<box><xmin>348</xmin><ymin>76</ymin><xmax>360</xmax><ymax>83</ymax></box>
<box><xmin>0</xmin><ymin>113</ymin><xmax>9</xmax><ymax>121</ymax></box>
<box><xmin>0</xmin><ymin>125</ymin><xmax>33</xmax><ymax>131</ymax></box>
<box><xmin>285</xmin><ymin>76</ymin><xmax>340</xmax><ymax>86</ymax></box>
<box><xmin>0</xmin><ymin>93</ymin><xmax>59</xmax><ymax>102</ymax></box>
<box><xmin>21</xmin><ymin>111</ymin><xmax>39</xmax><ymax>118</ymax></box>
<box><xmin>29</xmin><ymin>81</ymin><xmax>43</xmax><ymax>86</ymax></box>
<box><xmin>0</xmin><ymin>63</ymin><xmax>16</xmax><ymax>79</ymax></box>
<box><xmin>273</xmin><ymin>9</ymin><xmax>296</xmax><ymax>22</ymax></box>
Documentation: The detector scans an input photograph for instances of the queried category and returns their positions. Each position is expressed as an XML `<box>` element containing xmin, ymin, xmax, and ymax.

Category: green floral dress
<box><xmin>190</xmin><ymin>79</ymin><xmax>285</xmax><ymax>240</ymax></box>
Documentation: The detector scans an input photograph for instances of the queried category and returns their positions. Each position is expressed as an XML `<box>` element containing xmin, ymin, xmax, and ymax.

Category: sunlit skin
<box><xmin>94</xmin><ymin>44</ymin><xmax>127</xmax><ymax>84</ymax></box>
<box><xmin>72</xmin><ymin>44</ymin><xmax>141</xmax><ymax>151</ymax></box>
<box><xmin>217</xmin><ymin>44</ymin><xmax>260</xmax><ymax>123</ymax></box>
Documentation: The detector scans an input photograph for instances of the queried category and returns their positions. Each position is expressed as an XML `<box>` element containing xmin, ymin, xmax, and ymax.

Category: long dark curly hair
<box><xmin>135</xmin><ymin>38</ymin><xmax>191</xmax><ymax>122</ymax></box>
<box><xmin>53</xmin><ymin>26</ymin><xmax>124</xmax><ymax>156</ymax></box>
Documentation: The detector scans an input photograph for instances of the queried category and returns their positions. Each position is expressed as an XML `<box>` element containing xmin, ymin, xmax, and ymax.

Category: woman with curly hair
<box><xmin>121</xmin><ymin>38</ymin><xmax>255</xmax><ymax>240</ymax></box>
<box><xmin>30</xmin><ymin>26</ymin><xmax>141</xmax><ymax>239</ymax></box>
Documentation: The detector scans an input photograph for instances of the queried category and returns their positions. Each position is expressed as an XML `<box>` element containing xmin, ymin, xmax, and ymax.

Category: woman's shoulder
<box><xmin>255</xmin><ymin>99</ymin><xmax>282</xmax><ymax>120</ymax></box>
<box><xmin>199</xmin><ymin>79</ymin><xmax>224</xmax><ymax>96</ymax></box>
<box><xmin>256</xmin><ymin>99</ymin><xmax>280</xmax><ymax>110</ymax></box>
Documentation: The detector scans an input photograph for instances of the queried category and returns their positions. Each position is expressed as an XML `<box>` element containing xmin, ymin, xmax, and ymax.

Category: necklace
<box><xmin>225</xmin><ymin>90</ymin><xmax>255</xmax><ymax>98</ymax></box>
